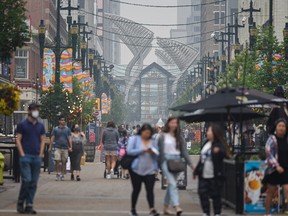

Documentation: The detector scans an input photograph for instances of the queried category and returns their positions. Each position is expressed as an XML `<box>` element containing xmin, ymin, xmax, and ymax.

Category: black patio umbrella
<box><xmin>179</xmin><ymin>107</ymin><xmax>266</xmax><ymax>123</ymax></box>
<box><xmin>171</xmin><ymin>87</ymin><xmax>287</xmax><ymax>112</ymax></box>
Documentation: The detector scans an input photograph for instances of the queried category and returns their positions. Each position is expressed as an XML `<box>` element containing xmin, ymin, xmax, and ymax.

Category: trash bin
<box><xmin>0</xmin><ymin>152</ymin><xmax>4</xmax><ymax>185</ymax></box>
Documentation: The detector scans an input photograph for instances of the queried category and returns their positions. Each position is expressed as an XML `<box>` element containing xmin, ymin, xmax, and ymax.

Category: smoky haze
<box><xmin>120</xmin><ymin>0</ymin><xmax>178</xmax><ymax>65</ymax></box>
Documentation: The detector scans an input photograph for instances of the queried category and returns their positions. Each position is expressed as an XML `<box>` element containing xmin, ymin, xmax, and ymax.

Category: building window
<box><xmin>15</xmin><ymin>50</ymin><xmax>29</xmax><ymax>79</ymax></box>
<box><xmin>214</xmin><ymin>12</ymin><xmax>225</xmax><ymax>24</ymax></box>
<box><xmin>194</xmin><ymin>36</ymin><xmax>200</xmax><ymax>43</ymax></box>
<box><xmin>78</xmin><ymin>15</ymin><xmax>85</xmax><ymax>24</ymax></box>
<box><xmin>214</xmin><ymin>0</ymin><xmax>225</xmax><ymax>5</ymax></box>
<box><xmin>194</xmin><ymin>16</ymin><xmax>200</xmax><ymax>22</ymax></box>
<box><xmin>193</xmin><ymin>5</ymin><xmax>201</xmax><ymax>11</ymax></box>
<box><xmin>194</xmin><ymin>26</ymin><xmax>200</xmax><ymax>32</ymax></box>
<box><xmin>213</xmin><ymin>51</ymin><xmax>219</xmax><ymax>59</ymax></box>
<box><xmin>78</xmin><ymin>0</ymin><xmax>85</xmax><ymax>8</ymax></box>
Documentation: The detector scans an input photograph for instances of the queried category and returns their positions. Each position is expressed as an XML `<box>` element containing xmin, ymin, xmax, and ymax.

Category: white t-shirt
<box><xmin>201</xmin><ymin>141</ymin><xmax>214</xmax><ymax>179</ymax></box>
<box><xmin>164</xmin><ymin>133</ymin><xmax>180</xmax><ymax>155</ymax></box>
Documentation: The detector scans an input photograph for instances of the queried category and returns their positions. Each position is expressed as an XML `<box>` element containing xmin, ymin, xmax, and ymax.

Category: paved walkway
<box><xmin>0</xmin><ymin>154</ymin><xmax>237</xmax><ymax>216</ymax></box>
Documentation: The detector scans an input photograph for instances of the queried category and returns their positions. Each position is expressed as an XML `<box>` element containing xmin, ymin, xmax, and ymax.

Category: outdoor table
<box><xmin>0</xmin><ymin>142</ymin><xmax>20</xmax><ymax>183</ymax></box>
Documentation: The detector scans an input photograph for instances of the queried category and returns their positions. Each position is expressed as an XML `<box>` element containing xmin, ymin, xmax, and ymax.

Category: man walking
<box><xmin>49</xmin><ymin>116</ymin><xmax>72</xmax><ymax>181</ymax></box>
<box><xmin>16</xmin><ymin>103</ymin><xmax>46</xmax><ymax>214</ymax></box>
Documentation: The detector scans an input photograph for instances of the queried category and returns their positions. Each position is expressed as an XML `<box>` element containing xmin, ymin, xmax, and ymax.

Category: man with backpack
<box><xmin>49</xmin><ymin>116</ymin><xmax>72</xmax><ymax>181</ymax></box>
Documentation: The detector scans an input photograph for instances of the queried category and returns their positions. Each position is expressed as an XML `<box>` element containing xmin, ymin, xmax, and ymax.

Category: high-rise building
<box><xmin>186</xmin><ymin>0</ymin><xmax>202</xmax><ymax>59</ymax></box>
<box><xmin>96</xmin><ymin>0</ymin><xmax>121</xmax><ymax>64</ymax></box>
<box><xmin>200</xmin><ymin>0</ymin><xmax>226</xmax><ymax>59</ymax></box>
<box><xmin>170</xmin><ymin>0</ymin><xmax>192</xmax><ymax>44</ymax></box>
<box><xmin>238</xmin><ymin>0</ymin><xmax>288</xmax><ymax>45</ymax></box>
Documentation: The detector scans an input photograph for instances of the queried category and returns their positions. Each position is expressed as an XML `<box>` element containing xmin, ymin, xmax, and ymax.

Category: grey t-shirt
<box><xmin>53</xmin><ymin>126</ymin><xmax>71</xmax><ymax>149</ymax></box>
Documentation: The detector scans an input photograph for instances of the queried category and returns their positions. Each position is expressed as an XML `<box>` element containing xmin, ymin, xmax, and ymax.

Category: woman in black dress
<box><xmin>70</xmin><ymin>124</ymin><xmax>86</xmax><ymax>181</ymax></box>
<box><xmin>265</xmin><ymin>118</ymin><xmax>288</xmax><ymax>215</ymax></box>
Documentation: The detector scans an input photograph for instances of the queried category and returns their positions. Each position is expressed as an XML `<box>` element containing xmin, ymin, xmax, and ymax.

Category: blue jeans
<box><xmin>161</xmin><ymin>154</ymin><xmax>181</xmax><ymax>207</ymax></box>
<box><xmin>18</xmin><ymin>154</ymin><xmax>41</xmax><ymax>206</ymax></box>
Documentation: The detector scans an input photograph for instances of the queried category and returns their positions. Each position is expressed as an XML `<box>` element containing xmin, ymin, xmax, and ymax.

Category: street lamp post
<box><xmin>80</xmin><ymin>39</ymin><xmax>87</xmax><ymax>72</ymax></box>
<box><xmin>60</xmin><ymin>0</ymin><xmax>79</xmax><ymax>31</ymax></box>
<box><xmin>249</xmin><ymin>22</ymin><xmax>257</xmax><ymax>50</ymax></box>
<box><xmin>93</xmin><ymin>54</ymin><xmax>102</xmax><ymax>98</ymax></box>
<box><xmin>70</xmin><ymin>21</ymin><xmax>79</xmax><ymax>60</ymax></box>
<box><xmin>230</xmin><ymin>15</ymin><xmax>245</xmax><ymax>55</ymax></box>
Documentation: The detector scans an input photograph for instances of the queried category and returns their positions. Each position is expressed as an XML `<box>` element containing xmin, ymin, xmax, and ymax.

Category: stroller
<box><xmin>102</xmin><ymin>149</ymin><xmax>122</xmax><ymax>179</ymax></box>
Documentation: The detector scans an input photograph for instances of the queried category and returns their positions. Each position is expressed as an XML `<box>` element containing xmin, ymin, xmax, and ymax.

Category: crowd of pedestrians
<box><xmin>14</xmin><ymin>85</ymin><xmax>288</xmax><ymax>216</ymax></box>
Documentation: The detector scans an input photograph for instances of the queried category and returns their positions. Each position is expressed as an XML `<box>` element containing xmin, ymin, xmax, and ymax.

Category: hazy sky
<box><xmin>119</xmin><ymin>0</ymin><xmax>177</xmax><ymax>65</ymax></box>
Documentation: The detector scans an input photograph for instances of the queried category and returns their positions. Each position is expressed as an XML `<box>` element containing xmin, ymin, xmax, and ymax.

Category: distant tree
<box><xmin>217</xmin><ymin>25</ymin><xmax>288</xmax><ymax>94</ymax></box>
<box><xmin>39</xmin><ymin>84</ymin><xmax>70</xmax><ymax>133</ymax></box>
<box><xmin>0</xmin><ymin>0</ymin><xmax>29</xmax><ymax>61</ymax></box>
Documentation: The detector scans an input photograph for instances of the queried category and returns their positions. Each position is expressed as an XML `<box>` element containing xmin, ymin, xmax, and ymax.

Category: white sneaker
<box><xmin>264</xmin><ymin>215</ymin><xmax>272</xmax><ymax>216</ymax></box>
<box><xmin>110</xmin><ymin>169</ymin><xmax>114</xmax><ymax>178</ymax></box>
<box><xmin>56</xmin><ymin>174</ymin><xmax>60</xmax><ymax>181</ymax></box>
<box><xmin>106</xmin><ymin>174</ymin><xmax>111</xmax><ymax>179</ymax></box>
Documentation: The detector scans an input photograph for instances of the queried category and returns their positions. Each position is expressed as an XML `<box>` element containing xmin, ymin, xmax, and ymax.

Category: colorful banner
<box><xmin>244</xmin><ymin>161</ymin><xmax>279</xmax><ymax>214</ymax></box>
<box><xmin>60</xmin><ymin>48</ymin><xmax>73</xmax><ymax>93</ymax></box>
<box><xmin>101</xmin><ymin>93</ymin><xmax>108</xmax><ymax>114</ymax></box>
<box><xmin>42</xmin><ymin>48</ymin><xmax>55</xmax><ymax>91</ymax></box>
<box><xmin>73</xmin><ymin>63</ymin><xmax>94</xmax><ymax>101</ymax></box>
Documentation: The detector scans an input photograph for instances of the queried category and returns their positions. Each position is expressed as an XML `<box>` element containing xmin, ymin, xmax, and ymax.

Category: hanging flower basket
<box><xmin>0</xmin><ymin>84</ymin><xmax>21</xmax><ymax>116</ymax></box>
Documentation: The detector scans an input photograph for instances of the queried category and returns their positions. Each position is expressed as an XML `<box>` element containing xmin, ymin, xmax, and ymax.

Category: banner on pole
<box><xmin>42</xmin><ymin>48</ymin><xmax>55</xmax><ymax>90</ymax></box>
<box><xmin>60</xmin><ymin>48</ymin><xmax>73</xmax><ymax>93</ymax></box>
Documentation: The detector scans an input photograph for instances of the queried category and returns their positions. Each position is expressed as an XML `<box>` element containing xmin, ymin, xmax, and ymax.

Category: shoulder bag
<box><xmin>167</xmin><ymin>138</ymin><xmax>186</xmax><ymax>173</ymax></box>
<box><xmin>120</xmin><ymin>138</ymin><xmax>137</xmax><ymax>169</ymax></box>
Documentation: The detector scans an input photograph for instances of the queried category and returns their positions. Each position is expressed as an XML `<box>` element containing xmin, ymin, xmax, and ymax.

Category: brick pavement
<box><xmin>0</xmin><ymin>154</ymin><xmax>245</xmax><ymax>216</ymax></box>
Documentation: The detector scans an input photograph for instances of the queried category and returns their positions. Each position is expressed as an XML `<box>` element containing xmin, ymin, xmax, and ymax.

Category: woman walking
<box><xmin>158</xmin><ymin>117</ymin><xmax>194</xmax><ymax>216</ymax></box>
<box><xmin>194</xmin><ymin>124</ymin><xmax>230</xmax><ymax>216</ymax></box>
<box><xmin>127</xmin><ymin>124</ymin><xmax>159</xmax><ymax>216</ymax></box>
<box><xmin>264</xmin><ymin>118</ymin><xmax>288</xmax><ymax>216</ymax></box>
<box><xmin>118</xmin><ymin>129</ymin><xmax>129</xmax><ymax>179</ymax></box>
<box><xmin>70</xmin><ymin>124</ymin><xmax>86</xmax><ymax>181</ymax></box>
<box><xmin>102</xmin><ymin>121</ymin><xmax>119</xmax><ymax>179</ymax></box>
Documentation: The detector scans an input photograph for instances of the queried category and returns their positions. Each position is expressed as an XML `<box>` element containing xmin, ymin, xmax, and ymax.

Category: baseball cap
<box><xmin>28</xmin><ymin>103</ymin><xmax>40</xmax><ymax>110</ymax></box>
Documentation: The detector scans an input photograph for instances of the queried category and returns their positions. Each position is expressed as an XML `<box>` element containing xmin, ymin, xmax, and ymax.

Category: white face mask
<box><xmin>31</xmin><ymin>110</ymin><xmax>39</xmax><ymax>119</ymax></box>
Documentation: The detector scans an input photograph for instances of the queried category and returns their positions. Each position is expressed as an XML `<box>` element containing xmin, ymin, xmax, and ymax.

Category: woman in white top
<box><xmin>193</xmin><ymin>124</ymin><xmax>230</xmax><ymax>216</ymax></box>
<box><xmin>158</xmin><ymin>117</ymin><xmax>193</xmax><ymax>216</ymax></box>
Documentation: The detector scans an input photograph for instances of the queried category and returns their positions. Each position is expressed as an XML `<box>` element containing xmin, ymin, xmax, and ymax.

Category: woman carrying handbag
<box><xmin>193</xmin><ymin>124</ymin><xmax>230</xmax><ymax>216</ymax></box>
<box><xmin>158</xmin><ymin>117</ymin><xmax>193</xmax><ymax>216</ymax></box>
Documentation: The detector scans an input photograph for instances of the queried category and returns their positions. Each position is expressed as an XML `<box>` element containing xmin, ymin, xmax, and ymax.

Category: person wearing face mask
<box><xmin>70</xmin><ymin>124</ymin><xmax>86</xmax><ymax>181</ymax></box>
<box><xmin>15</xmin><ymin>103</ymin><xmax>46</xmax><ymax>214</ymax></box>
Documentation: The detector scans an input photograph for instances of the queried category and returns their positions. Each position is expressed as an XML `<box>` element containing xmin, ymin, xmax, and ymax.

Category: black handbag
<box><xmin>120</xmin><ymin>153</ymin><xmax>136</xmax><ymax>169</ymax></box>
<box><xmin>167</xmin><ymin>159</ymin><xmax>186</xmax><ymax>173</ymax></box>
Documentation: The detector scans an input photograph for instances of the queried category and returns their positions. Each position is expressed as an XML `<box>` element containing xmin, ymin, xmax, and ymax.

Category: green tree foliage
<box><xmin>102</xmin><ymin>89</ymin><xmax>125</xmax><ymax>126</ymax></box>
<box><xmin>39</xmin><ymin>84</ymin><xmax>70</xmax><ymax>133</ymax></box>
<box><xmin>0</xmin><ymin>0</ymin><xmax>29</xmax><ymax>61</ymax></box>
<box><xmin>217</xmin><ymin>25</ymin><xmax>288</xmax><ymax>94</ymax></box>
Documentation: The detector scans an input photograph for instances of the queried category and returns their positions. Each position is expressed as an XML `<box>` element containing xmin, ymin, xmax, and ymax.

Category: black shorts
<box><xmin>264</xmin><ymin>170</ymin><xmax>288</xmax><ymax>185</ymax></box>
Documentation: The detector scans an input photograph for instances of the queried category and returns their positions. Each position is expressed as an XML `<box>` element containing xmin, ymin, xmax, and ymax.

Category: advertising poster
<box><xmin>244</xmin><ymin>161</ymin><xmax>279</xmax><ymax>214</ymax></box>
<box><xmin>60</xmin><ymin>48</ymin><xmax>73</xmax><ymax>93</ymax></box>
<box><xmin>42</xmin><ymin>48</ymin><xmax>55</xmax><ymax>90</ymax></box>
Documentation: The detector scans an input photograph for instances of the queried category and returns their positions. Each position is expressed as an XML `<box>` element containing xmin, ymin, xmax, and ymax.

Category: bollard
<box><xmin>0</xmin><ymin>152</ymin><xmax>4</xmax><ymax>185</ymax></box>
